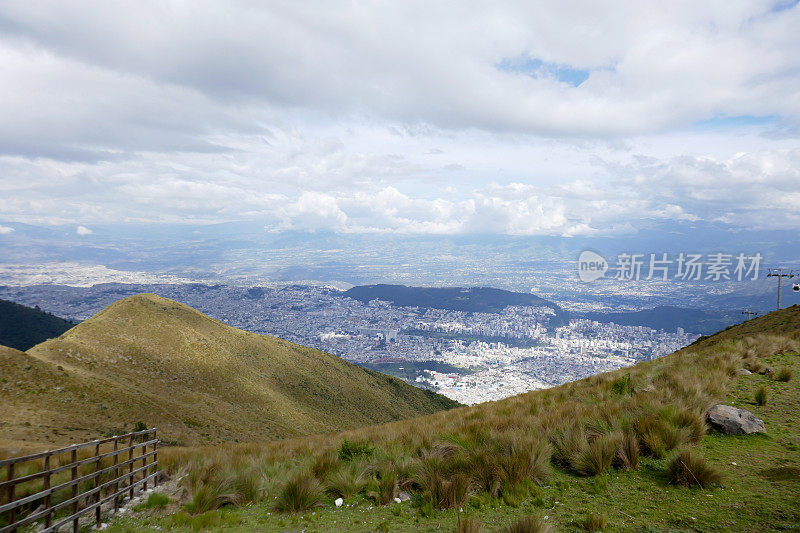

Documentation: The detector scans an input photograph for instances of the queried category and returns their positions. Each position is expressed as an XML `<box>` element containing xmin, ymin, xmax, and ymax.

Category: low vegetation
<box><xmin>19</xmin><ymin>306</ymin><xmax>800</xmax><ymax>531</ymax></box>
<box><xmin>666</xmin><ymin>447</ymin><xmax>723</xmax><ymax>488</ymax></box>
<box><xmin>755</xmin><ymin>385</ymin><xmax>768</xmax><ymax>406</ymax></box>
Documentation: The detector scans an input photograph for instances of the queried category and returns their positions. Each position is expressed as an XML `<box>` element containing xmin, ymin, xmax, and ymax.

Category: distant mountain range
<box><xmin>0</xmin><ymin>298</ymin><xmax>75</xmax><ymax>351</ymax></box>
<box><xmin>0</xmin><ymin>294</ymin><xmax>458</xmax><ymax>449</ymax></box>
<box><xmin>342</xmin><ymin>284</ymin><xmax>570</xmax><ymax>325</ymax></box>
<box><xmin>581</xmin><ymin>306</ymin><xmax>744</xmax><ymax>335</ymax></box>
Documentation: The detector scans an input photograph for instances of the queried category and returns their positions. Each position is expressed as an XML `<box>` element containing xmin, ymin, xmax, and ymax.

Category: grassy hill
<box><xmin>100</xmin><ymin>305</ymin><xmax>800</xmax><ymax>532</ymax></box>
<box><xmin>0</xmin><ymin>298</ymin><xmax>75</xmax><ymax>351</ymax></box>
<box><xmin>0</xmin><ymin>294</ymin><xmax>457</xmax><ymax>451</ymax></box>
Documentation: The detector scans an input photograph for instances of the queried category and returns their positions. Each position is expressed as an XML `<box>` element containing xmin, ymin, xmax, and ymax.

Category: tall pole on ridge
<box><xmin>766</xmin><ymin>268</ymin><xmax>795</xmax><ymax>311</ymax></box>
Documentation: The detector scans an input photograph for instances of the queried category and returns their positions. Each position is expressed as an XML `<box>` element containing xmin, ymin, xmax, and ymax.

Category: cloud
<box><xmin>0</xmin><ymin>225</ymin><xmax>14</xmax><ymax>234</ymax></box>
<box><xmin>76</xmin><ymin>225</ymin><xmax>92</xmax><ymax>235</ymax></box>
<box><xmin>0</xmin><ymin>1</ymin><xmax>797</xmax><ymax>239</ymax></box>
<box><xmin>0</xmin><ymin>0</ymin><xmax>798</xmax><ymax>148</ymax></box>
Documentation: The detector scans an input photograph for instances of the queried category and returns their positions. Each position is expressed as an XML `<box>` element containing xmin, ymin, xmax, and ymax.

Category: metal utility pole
<box><xmin>741</xmin><ymin>310</ymin><xmax>758</xmax><ymax>320</ymax></box>
<box><xmin>766</xmin><ymin>268</ymin><xmax>795</xmax><ymax>311</ymax></box>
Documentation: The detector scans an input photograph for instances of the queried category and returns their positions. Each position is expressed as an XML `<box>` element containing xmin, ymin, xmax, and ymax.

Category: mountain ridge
<box><xmin>1</xmin><ymin>293</ymin><xmax>458</xmax><ymax>450</ymax></box>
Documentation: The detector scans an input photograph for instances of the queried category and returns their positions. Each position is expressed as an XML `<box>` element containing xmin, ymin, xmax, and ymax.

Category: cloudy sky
<box><xmin>0</xmin><ymin>0</ymin><xmax>799</xmax><ymax>238</ymax></box>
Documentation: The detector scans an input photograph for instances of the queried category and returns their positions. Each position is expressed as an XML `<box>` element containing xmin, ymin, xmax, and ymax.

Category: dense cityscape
<box><xmin>0</xmin><ymin>282</ymin><xmax>698</xmax><ymax>404</ymax></box>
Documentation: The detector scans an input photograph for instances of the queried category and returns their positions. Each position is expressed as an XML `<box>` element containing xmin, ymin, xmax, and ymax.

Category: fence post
<box><xmin>128</xmin><ymin>434</ymin><xmax>134</xmax><ymax>500</ymax></box>
<box><xmin>71</xmin><ymin>447</ymin><xmax>78</xmax><ymax>533</ymax></box>
<box><xmin>43</xmin><ymin>455</ymin><xmax>52</xmax><ymax>529</ymax></box>
<box><xmin>142</xmin><ymin>432</ymin><xmax>148</xmax><ymax>493</ymax></box>
<box><xmin>94</xmin><ymin>441</ymin><xmax>101</xmax><ymax>528</ymax></box>
<box><xmin>113</xmin><ymin>437</ymin><xmax>120</xmax><ymax>513</ymax></box>
<box><xmin>153</xmin><ymin>429</ymin><xmax>159</xmax><ymax>489</ymax></box>
<box><xmin>7</xmin><ymin>463</ymin><xmax>15</xmax><ymax>533</ymax></box>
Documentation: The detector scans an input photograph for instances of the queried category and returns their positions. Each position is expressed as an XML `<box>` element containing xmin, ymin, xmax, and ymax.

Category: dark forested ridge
<box><xmin>341</xmin><ymin>284</ymin><xmax>569</xmax><ymax>325</ymax></box>
<box><xmin>582</xmin><ymin>305</ymin><xmax>742</xmax><ymax>335</ymax></box>
<box><xmin>0</xmin><ymin>298</ymin><xmax>75</xmax><ymax>350</ymax></box>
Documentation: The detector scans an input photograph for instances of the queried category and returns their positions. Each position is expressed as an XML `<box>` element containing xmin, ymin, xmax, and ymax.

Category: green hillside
<box><xmin>0</xmin><ymin>298</ymin><xmax>75</xmax><ymax>351</ymax></box>
<box><xmin>0</xmin><ymin>294</ymin><xmax>457</xmax><ymax>450</ymax></box>
<box><xmin>101</xmin><ymin>305</ymin><xmax>800</xmax><ymax>532</ymax></box>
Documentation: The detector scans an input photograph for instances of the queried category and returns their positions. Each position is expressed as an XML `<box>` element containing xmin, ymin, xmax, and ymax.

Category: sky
<box><xmin>0</xmin><ymin>0</ymin><xmax>799</xmax><ymax>239</ymax></box>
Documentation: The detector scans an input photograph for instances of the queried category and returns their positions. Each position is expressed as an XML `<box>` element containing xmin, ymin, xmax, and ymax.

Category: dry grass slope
<box><xmin>137</xmin><ymin>305</ymin><xmax>800</xmax><ymax>532</ymax></box>
<box><xmin>0</xmin><ymin>294</ymin><xmax>457</xmax><ymax>450</ymax></box>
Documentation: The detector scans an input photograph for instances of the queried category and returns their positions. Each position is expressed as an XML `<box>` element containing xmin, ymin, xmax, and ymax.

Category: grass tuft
<box><xmin>666</xmin><ymin>447</ymin><xmax>723</xmax><ymax>488</ymax></box>
<box><xmin>574</xmin><ymin>433</ymin><xmax>616</xmax><ymax>476</ymax></box>
<box><xmin>455</xmin><ymin>514</ymin><xmax>485</xmax><ymax>533</ymax></box>
<box><xmin>577</xmin><ymin>512</ymin><xmax>607</xmax><ymax>531</ymax></box>
<box><xmin>132</xmin><ymin>492</ymin><xmax>170</xmax><ymax>511</ymax></box>
<box><xmin>755</xmin><ymin>385</ymin><xmax>768</xmax><ymax>406</ymax></box>
<box><xmin>502</xmin><ymin>514</ymin><xmax>554</xmax><ymax>533</ymax></box>
<box><xmin>274</xmin><ymin>473</ymin><xmax>323</xmax><ymax>513</ymax></box>
<box><xmin>775</xmin><ymin>366</ymin><xmax>792</xmax><ymax>382</ymax></box>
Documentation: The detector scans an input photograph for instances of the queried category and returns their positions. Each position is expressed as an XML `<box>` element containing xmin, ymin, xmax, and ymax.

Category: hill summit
<box><xmin>1</xmin><ymin>294</ymin><xmax>457</xmax><ymax>449</ymax></box>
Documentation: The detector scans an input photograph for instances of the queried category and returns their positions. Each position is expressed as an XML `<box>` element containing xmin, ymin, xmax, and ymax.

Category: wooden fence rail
<box><xmin>0</xmin><ymin>429</ymin><xmax>158</xmax><ymax>533</ymax></box>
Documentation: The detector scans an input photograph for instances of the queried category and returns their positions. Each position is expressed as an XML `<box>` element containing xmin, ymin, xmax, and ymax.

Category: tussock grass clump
<box><xmin>577</xmin><ymin>512</ymin><xmax>607</xmax><ymax>531</ymax></box>
<box><xmin>550</xmin><ymin>424</ymin><xmax>586</xmax><ymax>469</ymax></box>
<box><xmin>412</xmin><ymin>454</ymin><xmax>471</xmax><ymax>510</ymax></box>
<box><xmin>776</xmin><ymin>366</ymin><xmax>792</xmax><ymax>382</ymax></box>
<box><xmin>574</xmin><ymin>433</ymin><xmax>616</xmax><ymax>476</ymax></box>
<box><xmin>614</xmin><ymin>431</ymin><xmax>640</xmax><ymax>471</ymax></box>
<box><xmin>454</xmin><ymin>514</ymin><xmax>484</xmax><ymax>533</ymax></box>
<box><xmin>502</xmin><ymin>514</ymin><xmax>554</xmax><ymax>533</ymax></box>
<box><xmin>324</xmin><ymin>460</ymin><xmax>370</xmax><ymax>499</ymax></box>
<box><xmin>755</xmin><ymin>385</ymin><xmax>768</xmax><ymax>406</ymax></box>
<box><xmin>666</xmin><ymin>447</ymin><xmax>723</xmax><ymax>488</ymax></box>
<box><xmin>274</xmin><ymin>473</ymin><xmax>323</xmax><ymax>513</ymax></box>
<box><xmin>181</xmin><ymin>460</ymin><xmax>238</xmax><ymax>514</ymax></box>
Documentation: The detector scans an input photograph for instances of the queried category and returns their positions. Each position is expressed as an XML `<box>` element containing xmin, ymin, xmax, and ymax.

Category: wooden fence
<box><xmin>0</xmin><ymin>429</ymin><xmax>159</xmax><ymax>533</ymax></box>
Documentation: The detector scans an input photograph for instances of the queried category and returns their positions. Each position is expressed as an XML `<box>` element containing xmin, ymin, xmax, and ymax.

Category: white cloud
<box><xmin>0</xmin><ymin>1</ymin><xmax>797</xmax><ymax>237</ymax></box>
<box><xmin>76</xmin><ymin>225</ymin><xmax>92</xmax><ymax>235</ymax></box>
<box><xmin>0</xmin><ymin>225</ymin><xmax>14</xmax><ymax>234</ymax></box>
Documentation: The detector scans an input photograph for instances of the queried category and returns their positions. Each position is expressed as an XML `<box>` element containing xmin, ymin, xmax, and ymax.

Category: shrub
<box><xmin>502</xmin><ymin>515</ymin><xmax>554</xmax><ymax>533</ymax></box>
<box><xmin>338</xmin><ymin>439</ymin><xmax>373</xmax><ymax>461</ymax></box>
<box><xmin>133</xmin><ymin>421</ymin><xmax>148</xmax><ymax>432</ymax></box>
<box><xmin>577</xmin><ymin>512</ymin><xmax>607</xmax><ymax>531</ymax></box>
<box><xmin>455</xmin><ymin>514</ymin><xmax>484</xmax><ymax>533</ymax></box>
<box><xmin>574</xmin><ymin>434</ymin><xmax>616</xmax><ymax>476</ymax></box>
<box><xmin>666</xmin><ymin>447</ymin><xmax>722</xmax><ymax>488</ymax></box>
<box><xmin>274</xmin><ymin>474</ymin><xmax>322</xmax><ymax>513</ymax></box>
<box><xmin>776</xmin><ymin>367</ymin><xmax>792</xmax><ymax>382</ymax></box>
<box><xmin>755</xmin><ymin>385</ymin><xmax>767</xmax><ymax>406</ymax></box>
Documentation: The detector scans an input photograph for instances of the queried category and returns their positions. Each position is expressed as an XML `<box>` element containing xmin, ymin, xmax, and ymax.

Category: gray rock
<box><xmin>397</xmin><ymin>491</ymin><xmax>411</xmax><ymax>502</ymax></box>
<box><xmin>736</xmin><ymin>368</ymin><xmax>752</xmax><ymax>375</ymax></box>
<box><xmin>707</xmin><ymin>404</ymin><xmax>766</xmax><ymax>435</ymax></box>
